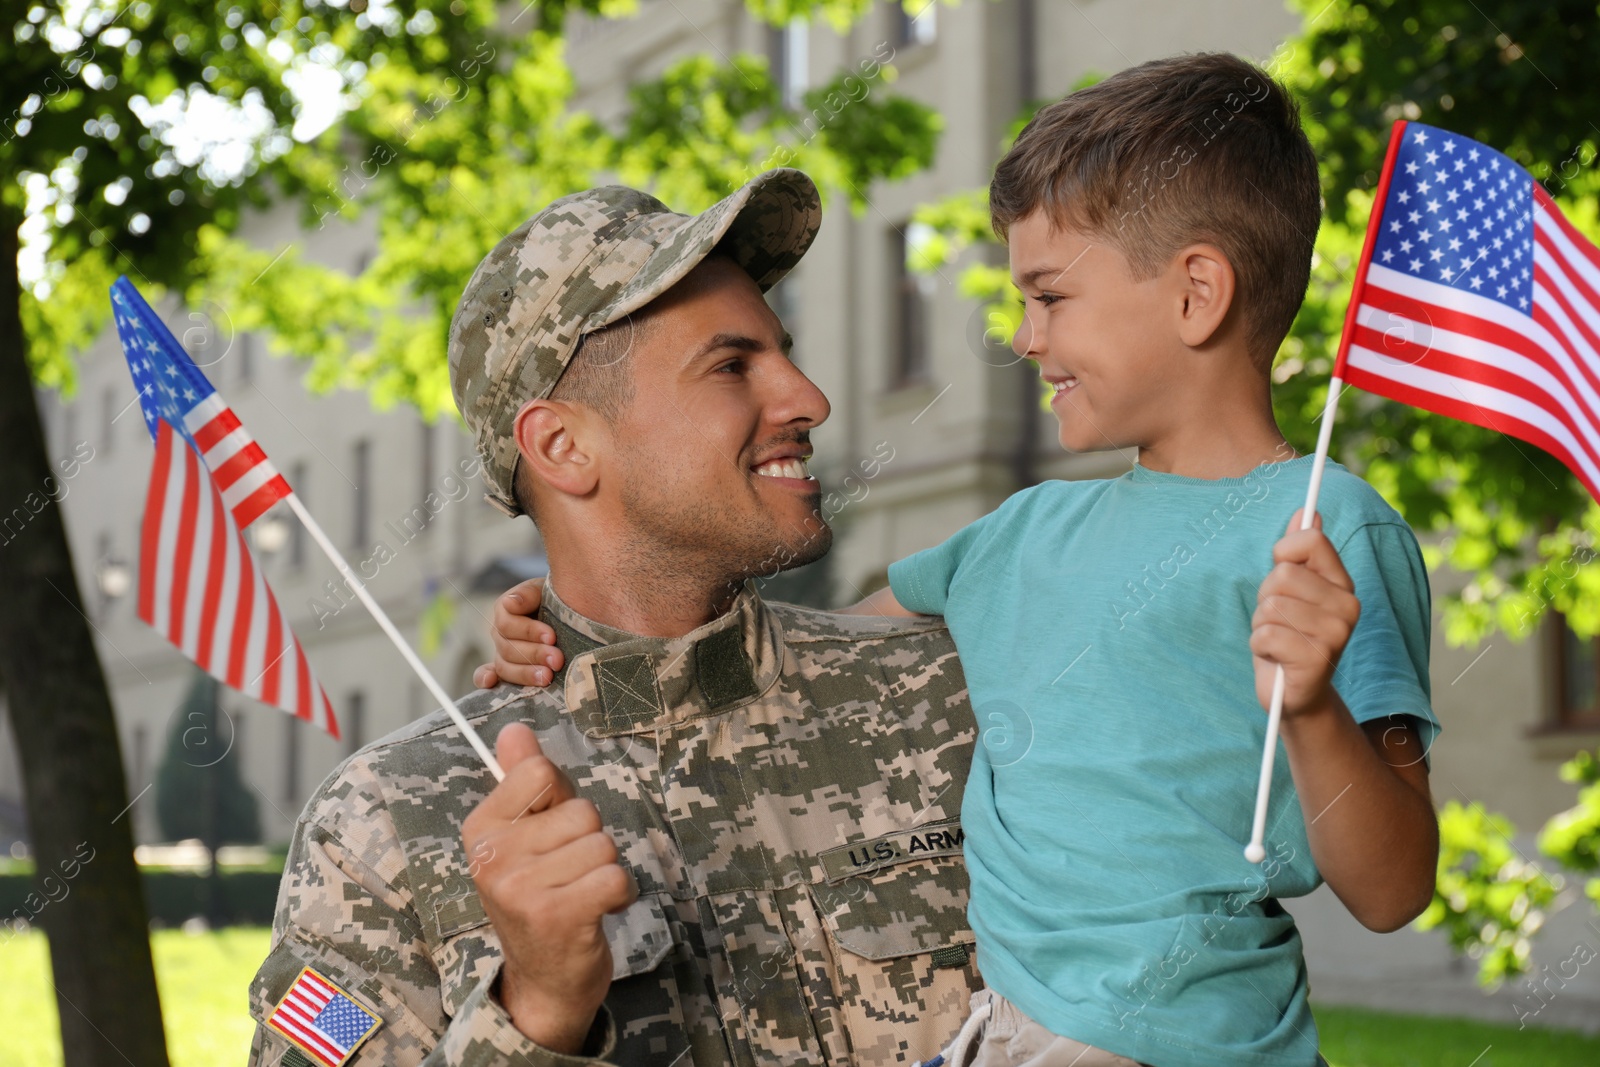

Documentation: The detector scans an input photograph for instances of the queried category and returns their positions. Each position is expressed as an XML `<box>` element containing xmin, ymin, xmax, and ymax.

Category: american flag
<box><xmin>112</xmin><ymin>277</ymin><xmax>339</xmax><ymax>736</ymax></box>
<box><xmin>1338</xmin><ymin>120</ymin><xmax>1600</xmax><ymax>501</ymax></box>
<box><xmin>266</xmin><ymin>967</ymin><xmax>382</xmax><ymax>1067</ymax></box>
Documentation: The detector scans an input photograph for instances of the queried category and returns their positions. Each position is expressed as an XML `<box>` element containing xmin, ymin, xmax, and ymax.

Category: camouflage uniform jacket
<box><xmin>247</xmin><ymin>584</ymin><xmax>981</xmax><ymax>1066</ymax></box>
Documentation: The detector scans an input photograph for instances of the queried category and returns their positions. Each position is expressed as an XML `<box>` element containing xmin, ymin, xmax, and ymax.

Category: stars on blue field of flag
<box><xmin>111</xmin><ymin>279</ymin><xmax>216</xmax><ymax>445</ymax></box>
<box><xmin>1370</xmin><ymin>123</ymin><xmax>1536</xmax><ymax>313</ymax></box>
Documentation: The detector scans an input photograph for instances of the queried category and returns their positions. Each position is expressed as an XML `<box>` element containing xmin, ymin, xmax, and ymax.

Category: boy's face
<box><xmin>1008</xmin><ymin>211</ymin><xmax>1189</xmax><ymax>454</ymax></box>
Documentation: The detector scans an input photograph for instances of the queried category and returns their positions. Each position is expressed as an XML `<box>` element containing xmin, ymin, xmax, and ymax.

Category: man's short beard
<box><xmin>616</xmin><ymin>464</ymin><xmax>833</xmax><ymax>610</ymax></box>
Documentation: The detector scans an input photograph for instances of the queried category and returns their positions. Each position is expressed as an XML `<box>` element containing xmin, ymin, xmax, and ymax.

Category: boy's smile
<box><xmin>1008</xmin><ymin>211</ymin><xmax>1181</xmax><ymax>457</ymax></box>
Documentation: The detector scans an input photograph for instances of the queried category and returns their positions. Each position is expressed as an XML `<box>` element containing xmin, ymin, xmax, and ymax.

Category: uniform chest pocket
<box><xmin>808</xmin><ymin>847</ymin><xmax>981</xmax><ymax>1066</ymax></box>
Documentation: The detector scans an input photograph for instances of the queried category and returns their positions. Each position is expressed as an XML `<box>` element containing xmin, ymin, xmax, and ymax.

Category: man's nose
<box><xmin>767</xmin><ymin>357</ymin><xmax>831</xmax><ymax>428</ymax></box>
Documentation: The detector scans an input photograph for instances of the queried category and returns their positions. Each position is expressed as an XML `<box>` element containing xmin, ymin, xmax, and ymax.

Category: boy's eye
<box><xmin>1023</xmin><ymin>292</ymin><xmax>1061</xmax><ymax>307</ymax></box>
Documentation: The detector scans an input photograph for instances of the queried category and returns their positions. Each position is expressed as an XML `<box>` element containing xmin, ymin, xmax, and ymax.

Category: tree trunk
<box><xmin>0</xmin><ymin>214</ymin><xmax>172</xmax><ymax>1064</ymax></box>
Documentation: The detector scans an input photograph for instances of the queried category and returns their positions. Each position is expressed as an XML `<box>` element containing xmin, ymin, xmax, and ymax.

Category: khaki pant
<box><xmin>943</xmin><ymin>989</ymin><xmax>1329</xmax><ymax>1067</ymax></box>
<box><xmin>948</xmin><ymin>989</ymin><xmax>1146</xmax><ymax>1067</ymax></box>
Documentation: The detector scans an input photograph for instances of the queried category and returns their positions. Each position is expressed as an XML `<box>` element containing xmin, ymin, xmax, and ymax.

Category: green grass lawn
<box><xmin>1</xmin><ymin>927</ymin><xmax>269</xmax><ymax>1067</ymax></box>
<box><xmin>1317</xmin><ymin>1004</ymin><xmax>1600</xmax><ymax>1067</ymax></box>
<box><xmin>2</xmin><ymin>927</ymin><xmax>1598</xmax><ymax>1066</ymax></box>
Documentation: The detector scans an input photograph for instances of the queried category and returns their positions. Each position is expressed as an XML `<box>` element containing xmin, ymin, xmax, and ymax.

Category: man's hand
<box><xmin>1249</xmin><ymin>509</ymin><xmax>1361</xmax><ymax>719</ymax></box>
<box><xmin>462</xmin><ymin>723</ymin><xmax>638</xmax><ymax>1053</ymax></box>
<box><xmin>473</xmin><ymin>579</ymin><xmax>563</xmax><ymax>689</ymax></box>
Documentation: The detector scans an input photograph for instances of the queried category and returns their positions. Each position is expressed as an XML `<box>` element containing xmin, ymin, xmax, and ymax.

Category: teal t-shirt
<box><xmin>887</xmin><ymin>457</ymin><xmax>1438</xmax><ymax>1067</ymax></box>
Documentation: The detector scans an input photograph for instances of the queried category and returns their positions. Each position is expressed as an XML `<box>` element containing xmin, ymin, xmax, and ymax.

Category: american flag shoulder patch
<box><xmin>266</xmin><ymin>966</ymin><xmax>383</xmax><ymax>1067</ymax></box>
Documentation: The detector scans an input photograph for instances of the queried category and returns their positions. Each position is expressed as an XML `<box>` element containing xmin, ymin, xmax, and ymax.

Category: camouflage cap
<box><xmin>448</xmin><ymin>169</ymin><xmax>823</xmax><ymax>517</ymax></box>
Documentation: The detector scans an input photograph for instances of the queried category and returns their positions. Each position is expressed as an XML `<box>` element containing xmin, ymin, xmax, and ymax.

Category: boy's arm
<box><xmin>839</xmin><ymin>586</ymin><xmax>920</xmax><ymax>617</ymax></box>
<box><xmin>1251</xmin><ymin>510</ymin><xmax>1438</xmax><ymax>933</ymax></box>
<box><xmin>474</xmin><ymin>582</ymin><xmax>922</xmax><ymax>690</ymax></box>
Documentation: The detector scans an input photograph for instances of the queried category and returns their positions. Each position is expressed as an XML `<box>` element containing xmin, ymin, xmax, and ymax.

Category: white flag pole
<box><xmin>1244</xmin><ymin>377</ymin><xmax>1343</xmax><ymax>863</ymax></box>
<box><xmin>283</xmin><ymin>493</ymin><xmax>506</xmax><ymax>781</ymax></box>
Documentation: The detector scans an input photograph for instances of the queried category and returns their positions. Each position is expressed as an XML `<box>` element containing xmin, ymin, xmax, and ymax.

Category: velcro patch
<box><xmin>818</xmin><ymin>819</ymin><xmax>964</xmax><ymax>883</ymax></box>
<box><xmin>266</xmin><ymin>966</ymin><xmax>383</xmax><ymax>1067</ymax></box>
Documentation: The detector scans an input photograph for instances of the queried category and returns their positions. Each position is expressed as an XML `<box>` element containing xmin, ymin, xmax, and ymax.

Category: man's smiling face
<box><xmin>607</xmin><ymin>254</ymin><xmax>833</xmax><ymax>590</ymax></box>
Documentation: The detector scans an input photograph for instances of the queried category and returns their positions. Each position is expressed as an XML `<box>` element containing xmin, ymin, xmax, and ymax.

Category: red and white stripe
<box><xmin>184</xmin><ymin>393</ymin><xmax>291</xmax><ymax>528</ymax></box>
<box><xmin>138</xmin><ymin>422</ymin><xmax>338</xmax><ymax>737</ymax></box>
<box><xmin>1340</xmin><ymin>186</ymin><xmax>1600</xmax><ymax>502</ymax></box>
<box><xmin>267</xmin><ymin>969</ymin><xmax>368</xmax><ymax>1067</ymax></box>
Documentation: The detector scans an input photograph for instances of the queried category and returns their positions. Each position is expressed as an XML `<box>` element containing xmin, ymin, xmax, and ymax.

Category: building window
<box><xmin>345</xmin><ymin>690</ymin><xmax>365</xmax><ymax>756</ymax></box>
<box><xmin>101</xmin><ymin>386</ymin><xmax>116</xmax><ymax>455</ymax></box>
<box><xmin>1553</xmin><ymin>614</ymin><xmax>1600</xmax><ymax>731</ymax></box>
<box><xmin>351</xmin><ymin>439</ymin><xmax>371</xmax><ymax>550</ymax></box>
<box><xmin>283</xmin><ymin>714</ymin><xmax>300</xmax><ymax>802</ymax></box>
<box><xmin>289</xmin><ymin>461</ymin><xmax>308</xmax><ymax>568</ymax></box>
<box><xmin>890</xmin><ymin>223</ymin><xmax>935</xmax><ymax>387</ymax></box>
<box><xmin>768</xmin><ymin>17</ymin><xmax>808</xmax><ymax>108</ymax></box>
<box><xmin>895</xmin><ymin>0</ymin><xmax>937</xmax><ymax>47</ymax></box>
<box><xmin>132</xmin><ymin>724</ymin><xmax>148</xmax><ymax>798</ymax></box>
<box><xmin>420</xmin><ymin>420</ymin><xmax>436</xmax><ymax>512</ymax></box>
<box><xmin>94</xmin><ymin>531</ymin><xmax>113</xmax><ymax>616</ymax></box>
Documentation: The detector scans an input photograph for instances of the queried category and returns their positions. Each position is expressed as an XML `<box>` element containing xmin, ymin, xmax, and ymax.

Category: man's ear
<box><xmin>1173</xmin><ymin>243</ymin><xmax>1236</xmax><ymax>349</ymax></box>
<box><xmin>512</xmin><ymin>399</ymin><xmax>601</xmax><ymax>500</ymax></box>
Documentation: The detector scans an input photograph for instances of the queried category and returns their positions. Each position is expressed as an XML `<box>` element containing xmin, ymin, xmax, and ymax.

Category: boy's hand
<box><xmin>1249</xmin><ymin>509</ymin><xmax>1361</xmax><ymax>719</ymax></box>
<box><xmin>473</xmin><ymin>579</ymin><xmax>564</xmax><ymax>689</ymax></box>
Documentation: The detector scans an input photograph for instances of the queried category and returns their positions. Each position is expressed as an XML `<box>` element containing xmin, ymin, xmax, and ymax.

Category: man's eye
<box><xmin>715</xmin><ymin>358</ymin><xmax>745</xmax><ymax>374</ymax></box>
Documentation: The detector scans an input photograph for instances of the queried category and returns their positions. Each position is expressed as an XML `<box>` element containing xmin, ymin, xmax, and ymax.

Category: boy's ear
<box><xmin>512</xmin><ymin>399</ymin><xmax>602</xmax><ymax>501</ymax></box>
<box><xmin>1173</xmin><ymin>243</ymin><xmax>1237</xmax><ymax>349</ymax></box>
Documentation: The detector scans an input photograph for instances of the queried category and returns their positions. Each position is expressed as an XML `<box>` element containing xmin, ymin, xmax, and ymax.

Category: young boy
<box><xmin>485</xmin><ymin>53</ymin><xmax>1439</xmax><ymax>1067</ymax></box>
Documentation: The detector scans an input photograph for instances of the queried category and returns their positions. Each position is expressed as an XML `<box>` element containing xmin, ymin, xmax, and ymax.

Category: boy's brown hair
<box><xmin>990</xmin><ymin>52</ymin><xmax>1320</xmax><ymax>367</ymax></box>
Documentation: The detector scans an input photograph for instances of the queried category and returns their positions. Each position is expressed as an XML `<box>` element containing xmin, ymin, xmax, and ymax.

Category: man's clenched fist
<box><xmin>462</xmin><ymin>723</ymin><xmax>638</xmax><ymax>1054</ymax></box>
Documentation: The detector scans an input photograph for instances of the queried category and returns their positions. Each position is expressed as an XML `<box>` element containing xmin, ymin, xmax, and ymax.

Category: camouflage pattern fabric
<box><xmin>447</xmin><ymin>171</ymin><xmax>822</xmax><ymax>518</ymax></box>
<box><xmin>247</xmin><ymin>583</ymin><xmax>980</xmax><ymax>1066</ymax></box>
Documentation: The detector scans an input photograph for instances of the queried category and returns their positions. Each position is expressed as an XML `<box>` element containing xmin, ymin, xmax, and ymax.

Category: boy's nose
<box><xmin>1012</xmin><ymin>310</ymin><xmax>1043</xmax><ymax>360</ymax></box>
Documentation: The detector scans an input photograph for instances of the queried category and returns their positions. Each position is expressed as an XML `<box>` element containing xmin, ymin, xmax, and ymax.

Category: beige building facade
<box><xmin>4</xmin><ymin>0</ymin><xmax>1598</xmax><ymax>1034</ymax></box>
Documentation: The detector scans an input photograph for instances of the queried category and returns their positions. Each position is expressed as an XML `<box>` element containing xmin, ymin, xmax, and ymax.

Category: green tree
<box><xmin>153</xmin><ymin>672</ymin><xmax>260</xmax><ymax>846</ymax></box>
<box><xmin>6</xmin><ymin>1</ymin><xmax>939</xmax><ymax>1061</ymax></box>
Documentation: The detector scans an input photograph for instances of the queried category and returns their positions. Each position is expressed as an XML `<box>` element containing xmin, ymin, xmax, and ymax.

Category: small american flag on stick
<box><xmin>112</xmin><ymin>277</ymin><xmax>339</xmax><ymax>737</ymax></box>
<box><xmin>1337</xmin><ymin>119</ymin><xmax>1600</xmax><ymax>501</ymax></box>
<box><xmin>1248</xmin><ymin>120</ymin><xmax>1600</xmax><ymax>863</ymax></box>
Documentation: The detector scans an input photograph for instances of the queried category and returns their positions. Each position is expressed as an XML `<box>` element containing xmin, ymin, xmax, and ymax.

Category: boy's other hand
<box><xmin>473</xmin><ymin>579</ymin><xmax>564</xmax><ymax>690</ymax></box>
<box><xmin>1249</xmin><ymin>509</ymin><xmax>1361</xmax><ymax>719</ymax></box>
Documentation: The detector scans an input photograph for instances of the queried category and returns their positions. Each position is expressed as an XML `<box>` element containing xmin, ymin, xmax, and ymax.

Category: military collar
<box><xmin>538</xmin><ymin>581</ymin><xmax>782</xmax><ymax>737</ymax></box>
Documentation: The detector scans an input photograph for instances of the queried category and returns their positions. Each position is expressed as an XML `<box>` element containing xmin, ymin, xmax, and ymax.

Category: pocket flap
<box><xmin>812</xmin><ymin>854</ymin><xmax>973</xmax><ymax>962</ymax></box>
<box><xmin>603</xmin><ymin>891</ymin><xmax>676</xmax><ymax>979</ymax></box>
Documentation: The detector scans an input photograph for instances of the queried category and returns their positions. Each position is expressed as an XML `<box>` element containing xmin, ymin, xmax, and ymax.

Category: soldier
<box><xmin>246</xmin><ymin>170</ymin><xmax>982</xmax><ymax>1067</ymax></box>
